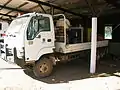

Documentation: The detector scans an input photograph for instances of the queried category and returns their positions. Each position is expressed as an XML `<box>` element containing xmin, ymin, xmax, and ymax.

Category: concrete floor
<box><xmin>24</xmin><ymin>57</ymin><xmax>120</xmax><ymax>84</ymax></box>
<box><xmin>1</xmin><ymin>56</ymin><xmax>120</xmax><ymax>90</ymax></box>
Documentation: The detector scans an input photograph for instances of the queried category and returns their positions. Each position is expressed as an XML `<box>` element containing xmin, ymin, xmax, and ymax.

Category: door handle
<box><xmin>47</xmin><ymin>39</ymin><xmax>51</xmax><ymax>42</ymax></box>
<box><xmin>42</xmin><ymin>38</ymin><xmax>45</xmax><ymax>42</ymax></box>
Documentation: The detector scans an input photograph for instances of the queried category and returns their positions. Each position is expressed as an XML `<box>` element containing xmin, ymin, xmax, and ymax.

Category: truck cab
<box><xmin>1</xmin><ymin>13</ymin><xmax>55</xmax><ymax>69</ymax></box>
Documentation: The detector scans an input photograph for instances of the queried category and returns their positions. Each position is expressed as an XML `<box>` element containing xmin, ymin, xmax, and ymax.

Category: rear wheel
<box><xmin>33</xmin><ymin>57</ymin><xmax>53</xmax><ymax>78</ymax></box>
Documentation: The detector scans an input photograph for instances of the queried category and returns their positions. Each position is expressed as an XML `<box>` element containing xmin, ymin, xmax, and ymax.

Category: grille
<box><xmin>6</xmin><ymin>48</ymin><xmax>13</xmax><ymax>56</ymax></box>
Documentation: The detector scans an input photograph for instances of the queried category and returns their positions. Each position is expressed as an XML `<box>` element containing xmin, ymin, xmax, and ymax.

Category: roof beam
<box><xmin>0</xmin><ymin>13</ymin><xmax>16</xmax><ymax>18</ymax></box>
<box><xmin>84</xmin><ymin>0</ymin><xmax>97</xmax><ymax>16</ymax></box>
<box><xmin>69</xmin><ymin>2</ymin><xmax>106</xmax><ymax>10</ymax></box>
<box><xmin>29</xmin><ymin>5</ymin><xmax>39</xmax><ymax>10</ymax></box>
<box><xmin>28</xmin><ymin>0</ymin><xmax>85</xmax><ymax>17</ymax></box>
<box><xmin>0</xmin><ymin>0</ymin><xmax>12</xmax><ymax>10</ymax></box>
<box><xmin>0</xmin><ymin>18</ymin><xmax>12</xmax><ymax>22</ymax></box>
<box><xmin>38</xmin><ymin>4</ymin><xmax>46</xmax><ymax>13</ymax></box>
<box><xmin>5</xmin><ymin>2</ymin><xmax>29</xmax><ymax>15</ymax></box>
<box><xmin>17</xmin><ymin>2</ymin><xmax>29</xmax><ymax>8</ymax></box>
<box><xmin>0</xmin><ymin>5</ymin><xmax>29</xmax><ymax>13</ymax></box>
<box><xmin>4</xmin><ymin>0</ymin><xmax>12</xmax><ymax>6</ymax></box>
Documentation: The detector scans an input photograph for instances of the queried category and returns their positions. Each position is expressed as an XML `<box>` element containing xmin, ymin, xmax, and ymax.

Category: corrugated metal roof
<box><xmin>0</xmin><ymin>0</ymin><xmax>116</xmax><ymax>21</ymax></box>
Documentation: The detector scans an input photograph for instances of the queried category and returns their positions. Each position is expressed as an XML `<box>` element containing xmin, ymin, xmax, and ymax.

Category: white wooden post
<box><xmin>90</xmin><ymin>17</ymin><xmax>97</xmax><ymax>73</ymax></box>
<box><xmin>0</xmin><ymin>43</ymin><xmax>1</xmax><ymax>57</ymax></box>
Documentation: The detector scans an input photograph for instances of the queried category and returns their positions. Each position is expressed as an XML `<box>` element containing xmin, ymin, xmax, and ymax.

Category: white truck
<box><xmin>1</xmin><ymin>13</ymin><xmax>108</xmax><ymax>77</ymax></box>
<box><xmin>0</xmin><ymin>21</ymin><xmax>9</xmax><ymax>42</ymax></box>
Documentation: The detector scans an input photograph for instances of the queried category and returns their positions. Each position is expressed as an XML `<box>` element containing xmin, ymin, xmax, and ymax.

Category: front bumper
<box><xmin>1</xmin><ymin>47</ymin><xmax>26</xmax><ymax>67</ymax></box>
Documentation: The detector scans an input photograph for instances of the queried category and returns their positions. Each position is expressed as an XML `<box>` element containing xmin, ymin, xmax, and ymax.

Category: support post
<box><xmin>50</xmin><ymin>7</ymin><xmax>54</xmax><ymax>15</ymax></box>
<box><xmin>0</xmin><ymin>43</ymin><xmax>2</xmax><ymax>57</ymax></box>
<box><xmin>90</xmin><ymin>17</ymin><xmax>97</xmax><ymax>73</ymax></box>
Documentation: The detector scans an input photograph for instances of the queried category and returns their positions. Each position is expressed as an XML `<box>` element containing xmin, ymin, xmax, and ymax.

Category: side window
<box><xmin>38</xmin><ymin>17</ymin><xmax>50</xmax><ymax>31</ymax></box>
<box><xmin>27</xmin><ymin>16</ymin><xmax>50</xmax><ymax>40</ymax></box>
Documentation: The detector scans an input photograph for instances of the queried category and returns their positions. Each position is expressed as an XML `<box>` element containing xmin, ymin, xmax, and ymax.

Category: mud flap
<box><xmin>13</xmin><ymin>48</ymin><xmax>25</xmax><ymax>68</ymax></box>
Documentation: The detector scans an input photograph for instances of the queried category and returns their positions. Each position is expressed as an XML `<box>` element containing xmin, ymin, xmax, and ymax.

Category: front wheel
<box><xmin>33</xmin><ymin>57</ymin><xmax>53</xmax><ymax>78</ymax></box>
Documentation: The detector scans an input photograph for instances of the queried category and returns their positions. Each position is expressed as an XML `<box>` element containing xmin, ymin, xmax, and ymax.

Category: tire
<box><xmin>33</xmin><ymin>57</ymin><xmax>53</xmax><ymax>78</ymax></box>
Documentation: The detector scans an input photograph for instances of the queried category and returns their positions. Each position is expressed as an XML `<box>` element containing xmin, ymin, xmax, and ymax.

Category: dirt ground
<box><xmin>24</xmin><ymin>56</ymin><xmax>120</xmax><ymax>84</ymax></box>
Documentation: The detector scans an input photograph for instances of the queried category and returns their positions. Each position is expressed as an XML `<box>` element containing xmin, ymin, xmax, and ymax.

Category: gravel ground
<box><xmin>0</xmin><ymin>57</ymin><xmax>120</xmax><ymax>90</ymax></box>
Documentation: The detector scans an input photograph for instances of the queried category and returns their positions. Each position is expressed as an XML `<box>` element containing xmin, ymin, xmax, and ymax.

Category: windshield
<box><xmin>6</xmin><ymin>16</ymin><xmax>30</xmax><ymax>34</ymax></box>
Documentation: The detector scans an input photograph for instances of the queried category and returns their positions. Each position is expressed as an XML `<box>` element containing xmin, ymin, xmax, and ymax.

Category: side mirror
<box><xmin>36</xmin><ymin>35</ymin><xmax>41</xmax><ymax>38</ymax></box>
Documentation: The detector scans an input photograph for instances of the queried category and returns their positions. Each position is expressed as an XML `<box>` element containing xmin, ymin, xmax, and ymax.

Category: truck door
<box><xmin>25</xmin><ymin>16</ymin><xmax>54</xmax><ymax>61</ymax></box>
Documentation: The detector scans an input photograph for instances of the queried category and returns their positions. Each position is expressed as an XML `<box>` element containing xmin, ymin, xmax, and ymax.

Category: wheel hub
<box><xmin>39</xmin><ymin>63</ymin><xmax>48</xmax><ymax>73</ymax></box>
